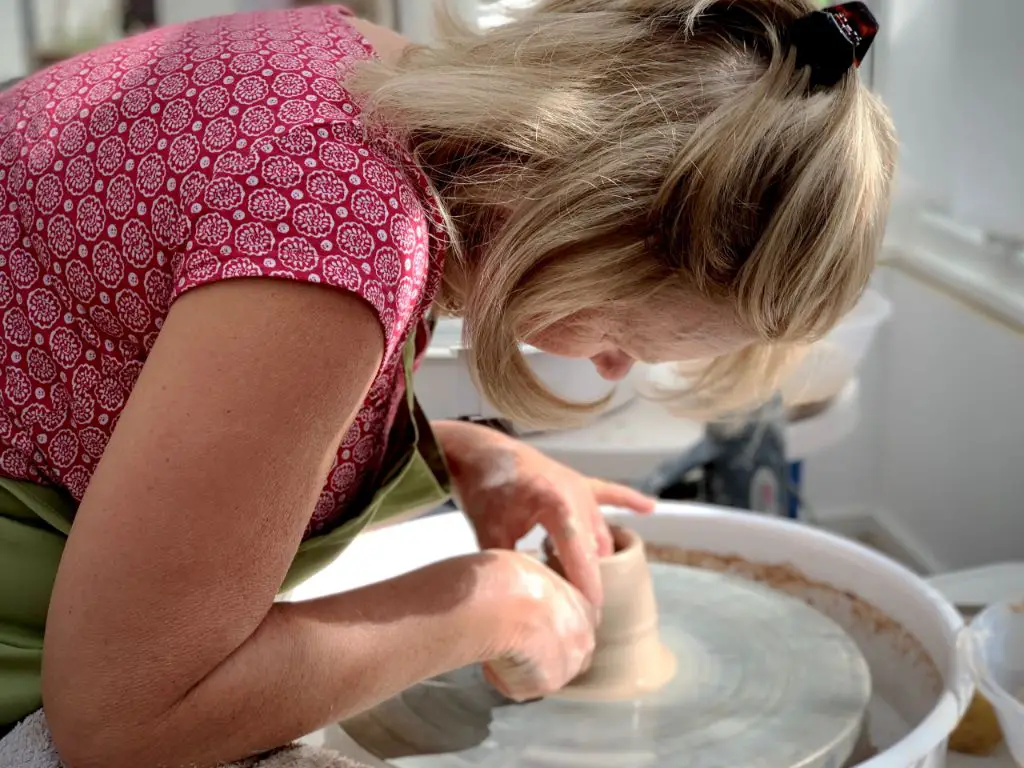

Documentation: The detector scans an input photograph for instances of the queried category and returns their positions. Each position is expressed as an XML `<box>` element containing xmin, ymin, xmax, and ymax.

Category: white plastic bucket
<box><xmin>292</xmin><ymin>503</ymin><xmax>972</xmax><ymax>767</ymax></box>
<box><xmin>964</xmin><ymin>602</ymin><xmax>1024</xmax><ymax>766</ymax></box>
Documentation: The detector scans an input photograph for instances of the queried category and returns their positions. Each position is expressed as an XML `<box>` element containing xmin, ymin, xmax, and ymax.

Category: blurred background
<box><xmin>1</xmin><ymin>0</ymin><xmax>1021</xmax><ymax>585</ymax></box>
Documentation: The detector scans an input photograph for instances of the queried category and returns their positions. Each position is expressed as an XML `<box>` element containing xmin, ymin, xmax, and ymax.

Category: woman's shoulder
<box><xmin>176</xmin><ymin>116</ymin><xmax>444</xmax><ymax>363</ymax></box>
<box><xmin>3</xmin><ymin>4</ymin><xmax>446</xmax><ymax>358</ymax></box>
<box><xmin>1</xmin><ymin>5</ymin><xmax>383</xmax><ymax>141</ymax></box>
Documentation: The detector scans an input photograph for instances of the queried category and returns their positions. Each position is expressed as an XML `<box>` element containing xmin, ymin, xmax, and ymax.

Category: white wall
<box><xmin>396</xmin><ymin>0</ymin><xmax>492</xmax><ymax>42</ymax></box>
<box><xmin>157</xmin><ymin>0</ymin><xmax>437</xmax><ymax>34</ymax></box>
<box><xmin>0</xmin><ymin>0</ymin><xmax>31</xmax><ymax>81</ymax></box>
<box><xmin>0</xmin><ymin>0</ymin><xmax>121</xmax><ymax>80</ymax></box>
<box><xmin>874</xmin><ymin>0</ymin><xmax>1024</xmax><ymax>240</ymax></box>
<box><xmin>804</xmin><ymin>274</ymin><xmax>889</xmax><ymax>513</ymax></box>
<box><xmin>877</xmin><ymin>269</ymin><xmax>1024</xmax><ymax>570</ymax></box>
<box><xmin>946</xmin><ymin>0</ymin><xmax>1024</xmax><ymax>239</ymax></box>
<box><xmin>0</xmin><ymin>0</ymin><xmax>469</xmax><ymax>75</ymax></box>
<box><xmin>870</xmin><ymin>0</ymin><xmax>957</xmax><ymax>208</ymax></box>
<box><xmin>807</xmin><ymin>0</ymin><xmax>1024</xmax><ymax>572</ymax></box>
<box><xmin>156</xmin><ymin>0</ymin><xmax>239</xmax><ymax>25</ymax></box>
<box><xmin>807</xmin><ymin>266</ymin><xmax>1024</xmax><ymax>572</ymax></box>
<box><xmin>35</xmin><ymin>0</ymin><xmax>119</xmax><ymax>47</ymax></box>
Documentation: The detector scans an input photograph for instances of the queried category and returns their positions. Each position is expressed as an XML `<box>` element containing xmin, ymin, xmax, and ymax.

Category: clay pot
<box><xmin>545</xmin><ymin>525</ymin><xmax>676</xmax><ymax>700</ymax></box>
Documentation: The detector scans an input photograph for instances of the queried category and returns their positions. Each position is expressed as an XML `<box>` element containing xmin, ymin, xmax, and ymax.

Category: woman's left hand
<box><xmin>433</xmin><ymin>421</ymin><xmax>655</xmax><ymax>609</ymax></box>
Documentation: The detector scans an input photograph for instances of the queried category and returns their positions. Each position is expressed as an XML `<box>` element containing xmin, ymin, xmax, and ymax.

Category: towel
<box><xmin>0</xmin><ymin>710</ymin><xmax>375</xmax><ymax>768</ymax></box>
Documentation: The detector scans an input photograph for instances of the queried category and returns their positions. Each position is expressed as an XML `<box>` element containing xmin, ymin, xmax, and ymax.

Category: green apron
<box><xmin>0</xmin><ymin>331</ymin><xmax>451</xmax><ymax>731</ymax></box>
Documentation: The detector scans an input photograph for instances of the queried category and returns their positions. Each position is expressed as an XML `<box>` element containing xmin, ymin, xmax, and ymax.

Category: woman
<box><xmin>0</xmin><ymin>0</ymin><xmax>895</xmax><ymax>765</ymax></box>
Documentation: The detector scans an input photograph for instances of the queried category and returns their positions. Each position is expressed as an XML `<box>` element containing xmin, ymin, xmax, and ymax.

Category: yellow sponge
<box><xmin>949</xmin><ymin>694</ymin><xmax>1004</xmax><ymax>756</ymax></box>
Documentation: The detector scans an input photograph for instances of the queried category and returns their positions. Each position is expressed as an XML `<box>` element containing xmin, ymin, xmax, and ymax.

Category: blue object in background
<box><xmin>703</xmin><ymin>396</ymin><xmax>790</xmax><ymax>518</ymax></box>
<box><xmin>788</xmin><ymin>461</ymin><xmax>803</xmax><ymax>519</ymax></box>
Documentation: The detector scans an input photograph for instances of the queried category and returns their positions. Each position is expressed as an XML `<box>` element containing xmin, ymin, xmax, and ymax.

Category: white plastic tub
<box><xmin>414</xmin><ymin>318</ymin><xmax>635</xmax><ymax>430</ymax></box>
<box><xmin>291</xmin><ymin>503</ymin><xmax>973</xmax><ymax>767</ymax></box>
<box><xmin>964</xmin><ymin>602</ymin><xmax>1024</xmax><ymax>766</ymax></box>
<box><xmin>642</xmin><ymin>288</ymin><xmax>892</xmax><ymax>411</ymax></box>
<box><xmin>782</xmin><ymin>288</ymin><xmax>893</xmax><ymax>407</ymax></box>
<box><xmin>829</xmin><ymin>288</ymin><xmax>894</xmax><ymax>371</ymax></box>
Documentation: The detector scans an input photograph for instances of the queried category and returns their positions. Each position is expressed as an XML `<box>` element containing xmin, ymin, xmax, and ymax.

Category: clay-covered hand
<box><xmin>480</xmin><ymin>550</ymin><xmax>598</xmax><ymax>702</ymax></box>
<box><xmin>433</xmin><ymin>421</ymin><xmax>655</xmax><ymax>608</ymax></box>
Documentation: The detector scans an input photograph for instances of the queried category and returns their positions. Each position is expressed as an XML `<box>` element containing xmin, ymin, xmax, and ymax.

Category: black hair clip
<box><xmin>789</xmin><ymin>2</ymin><xmax>879</xmax><ymax>89</ymax></box>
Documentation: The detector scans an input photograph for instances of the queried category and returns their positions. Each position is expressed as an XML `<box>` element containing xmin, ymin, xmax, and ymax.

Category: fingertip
<box><xmin>585</xmin><ymin>581</ymin><xmax>604</xmax><ymax>616</ymax></box>
<box><xmin>567</xmin><ymin>570</ymin><xmax>602</xmax><ymax>616</ymax></box>
<box><xmin>570</xmin><ymin>583</ymin><xmax>596</xmax><ymax>614</ymax></box>
<box><xmin>594</xmin><ymin>482</ymin><xmax>657</xmax><ymax>514</ymax></box>
<box><xmin>483</xmin><ymin>663</ymin><xmax>519</xmax><ymax>702</ymax></box>
<box><xmin>624</xmin><ymin>490</ymin><xmax>657</xmax><ymax>515</ymax></box>
<box><xmin>553</xmin><ymin>538</ymin><xmax>603</xmax><ymax>609</ymax></box>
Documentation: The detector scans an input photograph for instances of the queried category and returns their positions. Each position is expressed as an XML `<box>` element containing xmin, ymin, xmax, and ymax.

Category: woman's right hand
<box><xmin>476</xmin><ymin>550</ymin><xmax>598</xmax><ymax>702</ymax></box>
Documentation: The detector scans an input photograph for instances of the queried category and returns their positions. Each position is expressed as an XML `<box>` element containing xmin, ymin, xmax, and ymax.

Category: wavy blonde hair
<box><xmin>348</xmin><ymin>0</ymin><xmax>897</xmax><ymax>428</ymax></box>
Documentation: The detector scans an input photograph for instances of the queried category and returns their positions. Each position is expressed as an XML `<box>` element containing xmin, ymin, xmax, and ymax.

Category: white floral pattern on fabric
<box><xmin>0</xmin><ymin>6</ymin><xmax>446</xmax><ymax>536</ymax></box>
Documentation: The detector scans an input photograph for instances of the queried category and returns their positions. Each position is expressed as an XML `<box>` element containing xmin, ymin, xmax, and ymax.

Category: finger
<box><xmin>547</xmin><ymin>516</ymin><xmax>604</xmax><ymax>608</ymax></box>
<box><xmin>579</xmin><ymin>646</ymin><xmax>595</xmax><ymax>676</ymax></box>
<box><xmin>575</xmin><ymin>583</ymin><xmax>601</xmax><ymax>630</ymax></box>
<box><xmin>484</xmin><ymin>659</ymin><xmax>543</xmax><ymax>703</ymax></box>
<box><xmin>473</xmin><ymin>519</ymin><xmax>516</xmax><ymax>551</ymax></box>
<box><xmin>591</xmin><ymin>480</ymin><xmax>656</xmax><ymax>514</ymax></box>
<box><xmin>482</xmin><ymin>662</ymin><xmax>518</xmax><ymax>701</ymax></box>
<box><xmin>592</xmin><ymin>508</ymin><xmax>615</xmax><ymax>558</ymax></box>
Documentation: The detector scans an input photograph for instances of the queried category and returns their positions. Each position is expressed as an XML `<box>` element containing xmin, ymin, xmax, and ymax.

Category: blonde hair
<box><xmin>349</xmin><ymin>0</ymin><xmax>897</xmax><ymax>428</ymax></box>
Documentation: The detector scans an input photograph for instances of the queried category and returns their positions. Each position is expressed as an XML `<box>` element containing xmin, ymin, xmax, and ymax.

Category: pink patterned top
<box><xmin>0</xmin><ymin>6</ymin><xmax>447</xmax><ymax>536</ymax></box>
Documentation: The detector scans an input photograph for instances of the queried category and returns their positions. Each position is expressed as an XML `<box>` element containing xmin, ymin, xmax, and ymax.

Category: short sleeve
<box><xmin>173</xmin><ymin>122</ymin><xmax>436</xmax><ymax>363</ymax></box>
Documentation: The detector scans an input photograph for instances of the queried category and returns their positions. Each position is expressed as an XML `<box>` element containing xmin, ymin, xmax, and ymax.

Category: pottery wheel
<box><xmin>342</xmin><ymin>564</ymin><xmax>872</xmax><ymax>768</ymax></box>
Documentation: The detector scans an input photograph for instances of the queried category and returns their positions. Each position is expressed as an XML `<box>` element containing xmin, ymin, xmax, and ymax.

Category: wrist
<box><xmin>432</xmin><ymin>420</ymin><xmax>519</xmax><ymax>492</ymax></box>
<box><xmin>448</xmin><ymin>550</ymin><xmax>528</xmax><ymax>663</ymax></box>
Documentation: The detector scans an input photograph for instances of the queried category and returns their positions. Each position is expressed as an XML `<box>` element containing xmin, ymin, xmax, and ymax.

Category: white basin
<box><xmin>289</xmin><ymin>503</ymin><xmax>973</xmax><ymax>767</ymax></box>
<box><xmin>964</xmin><ymin>602</ymin><xmax>1024</xmax><ymax>766</ymax></box>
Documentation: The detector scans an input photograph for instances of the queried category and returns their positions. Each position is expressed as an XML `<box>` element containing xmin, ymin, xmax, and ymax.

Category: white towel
<box><xmin>0</xmin><ymin>710</ymin><xmax>375</xmax><ymax>768</ymax></box>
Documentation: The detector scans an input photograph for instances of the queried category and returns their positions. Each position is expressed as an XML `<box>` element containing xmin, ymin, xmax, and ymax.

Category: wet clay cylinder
<box><xmin>545</xmin><ymin>526</ymin><xmax>677</xmax><ymax>700</ymax></box>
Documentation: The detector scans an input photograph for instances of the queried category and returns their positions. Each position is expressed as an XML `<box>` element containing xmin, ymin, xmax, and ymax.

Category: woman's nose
<box><xmin>591</xmin><ymin>351</ymin><xmax>634</xmax><ymax>382</ymax></box>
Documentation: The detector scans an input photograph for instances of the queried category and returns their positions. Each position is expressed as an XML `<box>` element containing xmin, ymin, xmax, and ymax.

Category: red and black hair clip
<box><xmin>789</xmin><ymin>2</ymin><xmax>879</xmax><ymax>89</ymax></box>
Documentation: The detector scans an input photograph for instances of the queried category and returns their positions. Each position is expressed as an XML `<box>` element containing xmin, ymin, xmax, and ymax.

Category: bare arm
<box><xmin>42</xmin><ymin>282</ymin><xmax>509</xmax><ymax>767</ymax></box>
<box><xmin>427</xmin><ymin>420</ymin><xmax>504</xmax><ymax>506</ymax></box>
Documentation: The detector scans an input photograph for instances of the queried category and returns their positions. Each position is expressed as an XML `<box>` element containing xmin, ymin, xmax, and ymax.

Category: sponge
<box><xmin>948</xmin><ymin>693</ymin><xmax>1004</xmax><ymax>756</ymax></box>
